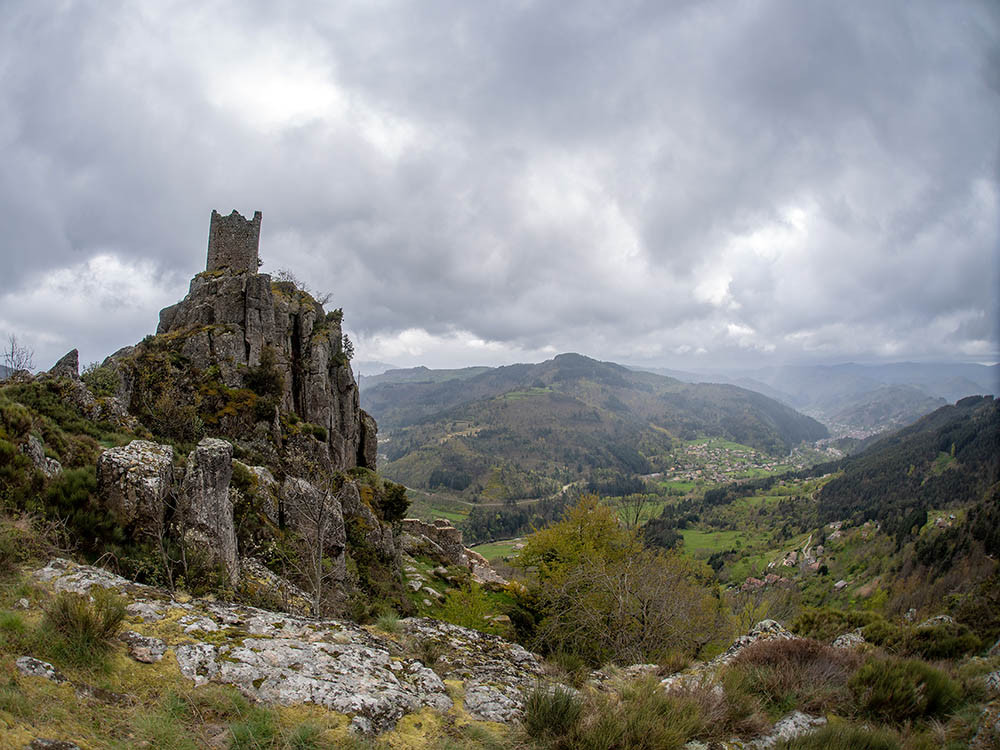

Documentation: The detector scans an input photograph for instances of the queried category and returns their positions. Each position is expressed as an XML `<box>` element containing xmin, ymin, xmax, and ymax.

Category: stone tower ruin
<box><xmin>206</xmin><ymin>209</ymin><xmax>261</xmax><ymax>273</ymax></box>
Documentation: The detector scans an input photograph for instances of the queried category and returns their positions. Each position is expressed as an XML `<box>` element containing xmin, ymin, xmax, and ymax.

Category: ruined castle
<box><xmin>137</xmin><ymin>209</ymin><xmax>377</xmax><ymax>471</ymax></box>
<box><xmin>206</xmin><ymin>209</ymin><xmax>263</xmax><ymax>274</ymax></box>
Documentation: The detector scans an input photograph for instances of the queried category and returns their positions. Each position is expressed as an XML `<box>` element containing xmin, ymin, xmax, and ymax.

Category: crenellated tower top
<box><xmin>206</xmin><ymin>209</ymin><xmax>261</xmax><ymax>273</ymax></box>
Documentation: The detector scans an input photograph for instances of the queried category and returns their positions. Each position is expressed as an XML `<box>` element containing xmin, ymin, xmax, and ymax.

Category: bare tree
<box><xmin>3</xmin><ymin>334</ymin><xmax>34</xmax><ymax>372</ymax></box>
<box><xmin>617</xmin><ymin>493</ymin><xmax>652</xmax><ymax>529</ymax></box>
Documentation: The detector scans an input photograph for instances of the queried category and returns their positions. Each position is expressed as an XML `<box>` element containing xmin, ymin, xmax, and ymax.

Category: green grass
<box><xmin>658</xmin><ymin>480</ymin><xmax>700</xmax><ymax>493</ymax></box>
<box><xmin>680</xmin><ymin>529</ymin><xmax>746</xmax><ymax>555</ymax></box>
<box><xmin>470</xmin><ymin>539</ymin><xmax>521</xmax><ymax>561</ymax></box>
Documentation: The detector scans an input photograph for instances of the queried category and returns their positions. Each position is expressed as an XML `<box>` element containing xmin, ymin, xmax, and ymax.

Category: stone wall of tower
<box><xmin>206</xmin><ymin>209</ymin><xmax>261</xmax><ymax>273</ymax></box>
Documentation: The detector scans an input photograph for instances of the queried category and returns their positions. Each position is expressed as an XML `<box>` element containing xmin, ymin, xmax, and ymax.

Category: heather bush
<box><xmin>849</xmin><ymin>657</ymin><xmax>961</xmax><ymax>723</ymax></box>
<box><xmin>723</xmin><ymin>637</ymin><xmax>860</xmax><ymax>717</ymax></box>
<box><xmin>522</xmin><ymin>684</ymin><xmax>582</xmax><ymax>740</ymax></box>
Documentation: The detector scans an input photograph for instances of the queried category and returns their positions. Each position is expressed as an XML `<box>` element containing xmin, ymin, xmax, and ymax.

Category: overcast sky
<box><xmin>1</xmin><ymin>1</ymin><xmax>997</xmax><ymax>373</ymax></box>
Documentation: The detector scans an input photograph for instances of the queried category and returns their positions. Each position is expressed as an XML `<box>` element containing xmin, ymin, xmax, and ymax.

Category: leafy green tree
<box><xmin>515</xmin><ymin>495</ymin><xmax>729</xmax><ymax>665</ymax></box>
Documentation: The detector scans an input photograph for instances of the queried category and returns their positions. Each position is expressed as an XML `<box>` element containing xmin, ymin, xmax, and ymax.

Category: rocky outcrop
<box><xmin>31</xmin><ymin>558</ymin><xmax>546</xmax><ymax>735</ymax></box>
<box><xmin>96</xmin><ymin>440</ymin><xmax>174</xmax><ymax>536</ymax></box>
<box><xmin>660</xmin><ymin>620</ymin><xmax>796</xmax><ymax>692</ymax></box>
<box><xmin>358</xmin><ymin>409</ymin><xmax>378</xmax><ymax>469</ymax></box>
<box><xmin>180</xmin><ymin>438</ymin><xmax>239</xmax><ymax>585</ymax></box>
<box><xmin>142</xmin><ymin>210</ymin><xmax>372</xmax><ymax>473</ymax></box>
<box><xmin>341</xmin><ymin>481</ymin><xmax>397</xmax><ymax>562</ymax></box>
<box><xmin>400</xmin><ymin>518</ymin><xmax>506</xmax><ymax>585</ymax></box>
<box><xmin>48</xmin><ymin>349</ymin><xmax>79</xmax><ymax>379</ymax></box>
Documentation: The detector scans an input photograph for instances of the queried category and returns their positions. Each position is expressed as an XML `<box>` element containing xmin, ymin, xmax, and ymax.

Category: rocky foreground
<box><xmin>21</xmin><ymin>558</ymin><xmax>544</xmax><ymax>738</ymax></box>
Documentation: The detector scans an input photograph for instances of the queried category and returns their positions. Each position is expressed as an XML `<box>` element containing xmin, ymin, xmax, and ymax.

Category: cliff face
<box><xmin>115</xmin><ymin>210</ymin><xmax>376</xmax><ymax>472</ymax></box>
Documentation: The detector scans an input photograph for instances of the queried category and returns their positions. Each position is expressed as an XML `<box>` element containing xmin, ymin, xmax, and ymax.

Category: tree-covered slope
<box><xmin>363</xmin><ymin>353</ymin><xmax>828</xmax><ymax>496</ymax></box>
<box><xmin>811</xmin><ymin>395</ymin><xmax>999</xmax><ymax>541</ymax></box>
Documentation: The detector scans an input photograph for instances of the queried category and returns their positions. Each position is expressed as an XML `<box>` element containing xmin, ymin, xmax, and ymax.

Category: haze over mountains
<box><xmin>624</xmin><ymin>361</ymin><xmax>998</xmax><ymax>437</ymax></box>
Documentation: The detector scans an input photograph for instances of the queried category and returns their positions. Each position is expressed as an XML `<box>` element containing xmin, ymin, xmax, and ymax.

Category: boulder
<box><xmin>16</xmin><ymin>656</ymin><xmax>66</xmax><ymax>684</ymax></box>
<box><xmin>181</xmin><ymin>438</ymin><xmax>238</xmax><ymax>585</ymax></box>
<box><xmin>97</xmin><ymin>440</ymin><xmax>174</xmax><ymax>536</ymax></box>
<box><xmin>21</xmin><ymin>434</ymin><xmax>62</xmax><ymax>478</ymax></box>
<box><xmin>832</xmin><ymin>628</ymin><xmax>867</xmax><ymax>650</ymax></box>
<box><xmin>47</xmin><ymin>349</ymin><xmax>79</xmax><ymax>379</ymax></box>
<box><xmin>119</xmin><ymin>631</ymin><xmax>167</xmax><ymax>663</ymax></box>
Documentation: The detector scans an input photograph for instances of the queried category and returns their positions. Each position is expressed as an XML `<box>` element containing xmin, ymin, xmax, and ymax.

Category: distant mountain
<box><xmin>362</xmin><ymin>353</ymin><xmax>828</xmax><ymax>497</ymax></box>
<box><xmin>363</xmin><ymin>365</ymin><xmax>492</xmax><ymax>390</ymax></box>
<box><xmin>353</xmin><ymin>360</ymin><xmax>401</xmax><ymax>377</ymax></box>
<box><xmin>822</xmin><ymin>385</ymin><xmax>947</xmax><ymax>433</ymax></box>
<box><xmin>0</xmin><ymin>364</ymin><xmax>11</xmax><ymax>380</ymax></box>
<box><xmin>628</xmin><ymin>361</ymin><xmax>998</xmax><ymax>436</ymax></box>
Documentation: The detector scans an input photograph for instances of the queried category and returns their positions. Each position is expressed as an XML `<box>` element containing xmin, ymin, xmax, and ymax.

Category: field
<box><xmin>469</xmin><ymin>539</ymin><xmax>523</xmax><ymax>561</ymax></box>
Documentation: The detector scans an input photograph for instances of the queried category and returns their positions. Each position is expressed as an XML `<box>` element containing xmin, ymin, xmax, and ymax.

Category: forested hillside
<box><xmin>810</xmin><ymin>395</ymin><xmax>999</xmax><ymax>544</ymax></box>
<box><xmin>363</xmin><ymin>353</ymin><xmax>828</xmax><ymax>498</ymax></box>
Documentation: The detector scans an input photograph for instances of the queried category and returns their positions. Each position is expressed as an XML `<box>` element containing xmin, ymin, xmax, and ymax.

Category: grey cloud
<box><xmin>0</xmin><ymin>0</ymin><xmax>997</xmax><ymax>371</ymax></box>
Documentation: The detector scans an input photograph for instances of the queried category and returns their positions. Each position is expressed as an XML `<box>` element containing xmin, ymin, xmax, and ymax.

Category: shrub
<box><xmin>901</xmin><ymin>621</ymin><xmax>982</xmax><ymax>660</ymax></box>
<box><xmin>724</xmin><ymin>637</ymin><xmax>860</xmax><ymax>717</ymax></box>
<box><xmin>849</xmin><ymin>657</ymin><xmax>961</xmax><ymax>723</ymax></box>
<box><xmin>379</xmin><ymin>481</ymin><xmax>410</xmax><ymax>523</ymax></box>
<box><xmin>777</xmin><ymin>724</ymin><xmax>900</xmax><ymax>750</ymax></box>
<box><xmin>522</xmin><ymin>684</ymin><xmax>582</xmax><ymax>740</ymax></box>
<box><xmin>792</xmin><ymin>607</ymin><xmax>982</xmax><ymax>660</ymax></box>
<box><xmin>375</xmin><ymin>610</ymin><xmax>402</xmax><ymax>634</ymax></box>
<box><xmin>243</xmin><ymin>347</ymin><xmax>284</xmax><ymax>399</ymax></box>
<box><xmin>567</xmin><ymin>677</ymin><xmax>706</xmax><ymax>750</ymax></box>
<box><xmin>81</xmin><ymin>361</ymin><xmax>119</xmax><ymax>398</ymax></box>
<box><xmin>414</xmin><ymin>637</ymin><xmax>446</xmax><ymax>670</ymax></box>
<box><xmin>41</xmin><ymin>587</ymin><xmax>126</xmax><ymax>667</ymax></box>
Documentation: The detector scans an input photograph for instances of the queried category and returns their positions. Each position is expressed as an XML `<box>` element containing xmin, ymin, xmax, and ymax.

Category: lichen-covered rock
<box><xmin>119</xmin><ymin>631</ymin><xmax>167</xmax><ymax>663</ymax></box>
<box><xmin>21</xmin><ymin>434</ymin><xmax>62</xmax><ymax>478</ymax></box>
<box><xmin>16</xmin><ymin>656</ymin><xmax>66</xmax><ymax>683</ymax></box>
<box><xmin>750</xmin><ymin>711</ymin><xmax>826</xmax><ymax>748</ymax></box>
<box><xmin>96</xmin><ymin>440</ymin><xmax>173</xmax><ymax>536</ymax></box>
<box><xmin>181</xmin><ymin>438</ymin><xmax>238</xmax><ymax>585</ymax></box>
<box><xmin>398</xmin><ymin>618</ymin><xmax>545</xmax><ymax>722</ymax></box>
<box><xmin>832</xmin><ymin>628</ymin><xmax>867</xmax><ymax>650</ymax></box>
<box><xmin>29</xmin><ymin>739</ymin><xmax>82</xmax><ymax>750</ymax></box>
<box><xmin>32</xmin><ymin>559</ymin><xmax>549</xmax><ymax>735</ymax></box>
<box><xmin>48</xmin><ymin>349</ymin><xmax>79</xmax><ymax>379</ymax></box>
<box><xmin>239</xmin><ymin>557</ymin><xmax>313</xmax><ymax>615</ymax></box>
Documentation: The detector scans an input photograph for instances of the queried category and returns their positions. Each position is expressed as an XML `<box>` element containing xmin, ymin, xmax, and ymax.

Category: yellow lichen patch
<box><xmin>380</xmin><ymin>707</ymin><xmax>446</xmax><ymax>749</ymax></box>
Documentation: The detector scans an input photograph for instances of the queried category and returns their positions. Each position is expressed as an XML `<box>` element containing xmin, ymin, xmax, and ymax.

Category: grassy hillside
<box><xmin>639</xmin><ymin>395</ymin><xmax>999</xmax><ymax>631</ymax></box>
<box><xmin>363</xmin><ymin>353</ymin><xmax>828</xmax><ymax>499</ymax></box>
